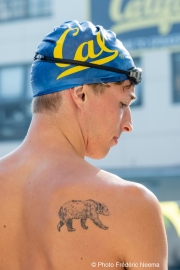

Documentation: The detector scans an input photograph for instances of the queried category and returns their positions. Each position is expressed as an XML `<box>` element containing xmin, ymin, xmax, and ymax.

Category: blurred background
<box><xmin>0</xmin><ymin>0</ymin><xmax>179</xmax><ymax>268</ymax></box>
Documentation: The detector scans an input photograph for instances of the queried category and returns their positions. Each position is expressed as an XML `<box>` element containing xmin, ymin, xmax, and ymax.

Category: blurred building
<box><xmin>0</xmin><ymin>0</ymin><xmax>87</xmax><ymax>155</ymax></box>
<box><xmin>0</xmin><ymin>0</ymin><xmax>180</xmax><ymax>268</ymax></box>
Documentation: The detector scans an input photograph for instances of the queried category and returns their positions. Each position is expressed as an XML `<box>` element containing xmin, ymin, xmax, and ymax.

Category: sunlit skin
<box><xmin>79</xmin><ymin>81</ymin><xmax>136</xmax><ymax>159</ymax></box>
<box><xmin>0</xmin><ymin>80</ymin><xmax>168</xmax><ymax>270</ymax></box>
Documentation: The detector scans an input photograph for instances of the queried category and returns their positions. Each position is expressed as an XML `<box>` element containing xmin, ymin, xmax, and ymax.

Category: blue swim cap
<box><xmin>31</xmin><ymin>20</ymin><xmax>136</xmax><ymax>97</ymax></box>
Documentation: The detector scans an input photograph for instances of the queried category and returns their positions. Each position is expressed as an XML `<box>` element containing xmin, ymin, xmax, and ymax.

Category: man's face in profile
<box><xmin>83</xmin><ymin>81</ymin><xmax>136</xmax><ymax>159</ymax></box>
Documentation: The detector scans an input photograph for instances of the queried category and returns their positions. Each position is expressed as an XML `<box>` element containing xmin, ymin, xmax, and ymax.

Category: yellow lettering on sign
<box><xmin>53</xmin><ymin>28</ymin><xmax>118</xmax><ymax>80</ymax></box>
<box><xmin>109</xmin><ymin>0</ymin><xmax>180</xmax><ymax>36</ymax></box>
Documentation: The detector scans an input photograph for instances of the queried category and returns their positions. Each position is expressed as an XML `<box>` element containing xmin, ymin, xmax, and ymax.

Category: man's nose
<box><xmin>121</xmin><ymin>108</ymin><xmax>133</xmax><ymax>132</ymax></box>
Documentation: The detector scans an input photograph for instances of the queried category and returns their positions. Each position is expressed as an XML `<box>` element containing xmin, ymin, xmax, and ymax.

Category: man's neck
<box><xmin>22</xmin><ymin>113</ymin><xmax>86</xmax><ymax>159</ymax></box>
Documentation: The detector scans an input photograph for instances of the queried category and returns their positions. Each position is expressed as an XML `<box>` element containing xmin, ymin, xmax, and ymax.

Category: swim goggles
<box><xmin>34</xmin><ymin>53</ymin><xmax>142</xmax><ymax>85</ymax></box>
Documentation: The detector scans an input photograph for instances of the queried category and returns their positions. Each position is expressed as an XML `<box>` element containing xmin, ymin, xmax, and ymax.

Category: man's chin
<box><xmin>85</xmin><ymin>149</ymin><xmax>110</xmax><ymax>160</ymax></box>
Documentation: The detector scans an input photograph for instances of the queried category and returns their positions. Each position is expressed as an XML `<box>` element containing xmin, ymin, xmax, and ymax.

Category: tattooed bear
<box><xmin>57</xmin><ymin>199</ymin><xmax>110</xmax><ymax>232</ymax></box>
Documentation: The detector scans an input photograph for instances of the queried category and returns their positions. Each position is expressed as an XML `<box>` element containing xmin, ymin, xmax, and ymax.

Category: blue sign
<box><xmin>90</xmin><ymin>0</ymin><xmax>180</xmax><ymax>50</ymax></box>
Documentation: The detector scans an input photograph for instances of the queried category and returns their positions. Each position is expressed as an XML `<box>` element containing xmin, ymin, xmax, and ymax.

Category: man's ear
<box><xmin>69</xmin><ymin>86</ymin><xmax>86</xmax><ymax>109</ymax></box>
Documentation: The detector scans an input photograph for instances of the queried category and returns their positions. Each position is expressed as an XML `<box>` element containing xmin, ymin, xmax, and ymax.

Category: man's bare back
<box><xmin>0</xmin><ymin>20</ymin><xmax>167</xmax><ymax>269</ymax></box>
<box><xmin>0</xmin><ymin>138</ymin><xmax>167</xmax><ymax>269</ymax></box>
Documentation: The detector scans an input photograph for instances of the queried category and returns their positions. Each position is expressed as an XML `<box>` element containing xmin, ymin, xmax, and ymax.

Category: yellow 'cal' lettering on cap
<box><xmin>53</xmin><ymin>28</ymin><xmax>118</xmax><ymax>80</ymax></box>
<box><xmin>74</xmin><ymin>32</ymin><xmax>105</xmax><ymax>61</ymax></box>
<box><xmin>54</xmin><ymin>27</ymin><xmax>79</xmax><ymax>67</ymax></box>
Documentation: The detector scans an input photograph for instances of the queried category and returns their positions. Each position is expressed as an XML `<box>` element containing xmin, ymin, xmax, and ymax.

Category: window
<box><xmin>131</xmin><ymin>57</ymin><xmax>142</xmax><ymax>107</ymax></box>
<box><xmin>0</xmin><ymin>64</ymin><xmax>32</xmax><ymax>141</ymax></box>
<box><xmin>1</xmin><ymin>67</ymin><xmax>24</xmax><ymax>99</ymax></box>
<box><xmin>0</xmin><ymin>0</ymin><xmax>51</xmax><ymax>22</ymax></box>
<box><xmin>28</xmin><ymin>0</ymin><xmax>51</xmax><ymax>17</ymax></box>
<box><xmin>172</xmin><ymin>52</ymin><xmax>180</xmax><ymax>103</ymax></box>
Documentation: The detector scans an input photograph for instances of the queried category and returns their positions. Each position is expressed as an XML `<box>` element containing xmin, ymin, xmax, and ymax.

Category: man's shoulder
<box><xmin>97</xmin><ymin>170</ymin><xmax>167</xmax><ymax>256</ymax></box>
<box><xmin>116</xmin><ymin>177</ymin><xmax>161</xmax><ymax>220</ymax></box>
<box><xmin>93</xmin><ymin>168</ymin><xmax>157</xmax><ymax>200</ymax></box>
<box><xmin>93</xmin><ymin>169</ymin><xmax>162</xmax><ymax>228</ymax></box>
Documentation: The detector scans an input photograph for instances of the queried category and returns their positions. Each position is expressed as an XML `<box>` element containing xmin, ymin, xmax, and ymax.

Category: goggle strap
<box><xmin>34</xmin><ymin>54</ymin><xmax>130</xmax><ymax>76</ymax></box>
<box><xmin>34</xmin><ymin>54</ymin><xmax>142</xmax><ymax>85</ymax></box>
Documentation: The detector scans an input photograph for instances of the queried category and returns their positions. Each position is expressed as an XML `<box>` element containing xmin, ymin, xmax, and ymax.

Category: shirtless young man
<box><xmin>0</xmin><ymin>21</ymin><xmax>167</xmax><ymax>270</ymax></box>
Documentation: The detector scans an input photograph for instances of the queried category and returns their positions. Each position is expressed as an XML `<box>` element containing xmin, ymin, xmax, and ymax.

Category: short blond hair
<box><xmin>31</xmin><ymin>82</ymin><xmax>125</xmax><ymax>114</ymax></box>
<box><xmin>31</xmin><ymin>91</ymin><xmax>63</xmax><ymax>114</ymax></box>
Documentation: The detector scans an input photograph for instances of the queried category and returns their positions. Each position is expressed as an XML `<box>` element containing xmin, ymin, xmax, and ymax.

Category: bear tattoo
<box><xmin>57</xmin><ymin>199</ymin><xmax>110</xmax><ymax>232</ymax></box>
